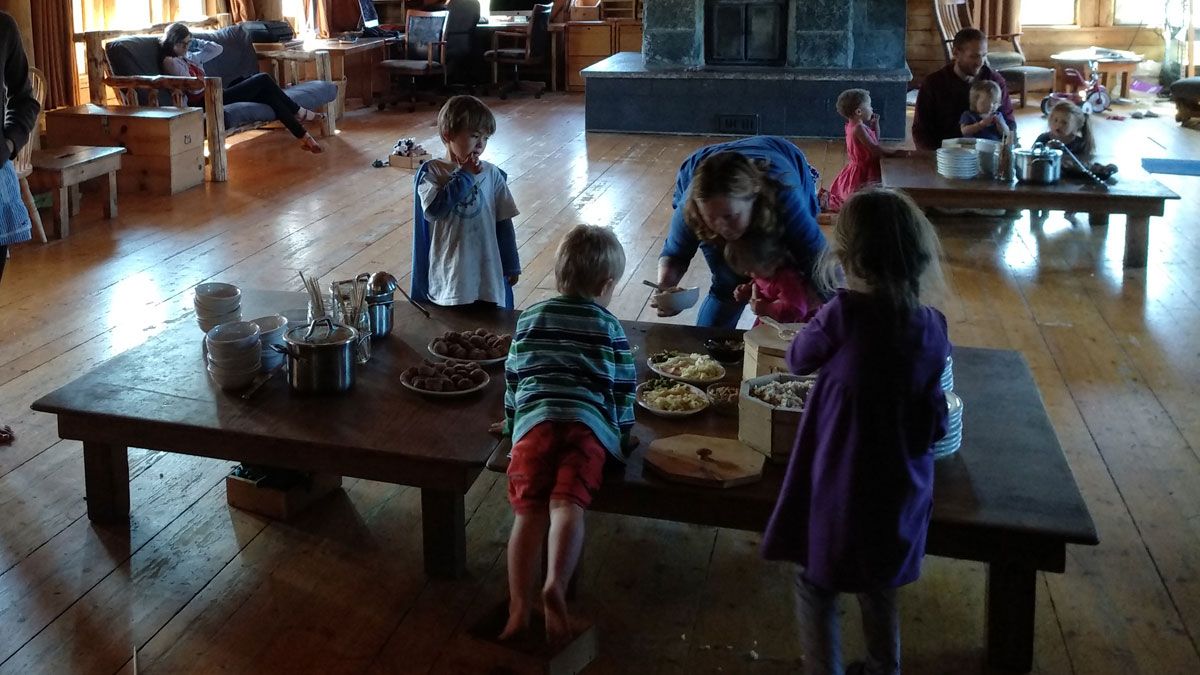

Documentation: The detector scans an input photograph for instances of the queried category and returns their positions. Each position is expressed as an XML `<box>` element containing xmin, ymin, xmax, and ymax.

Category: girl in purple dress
<box><xmin>761</xmin><ymin>188</ymin><xmax>952</xmax><ymax>675</ymax></box>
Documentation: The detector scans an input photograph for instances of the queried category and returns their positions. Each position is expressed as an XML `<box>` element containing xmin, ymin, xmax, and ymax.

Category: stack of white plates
<box><xmin>936</xmin><ymin>148</ymin><xmax>979</xmax><ymax>179</ymax></box>
<box><xmin>251</xmin><ymin>314</ymin><xmax>288</xmax><ymax>371</ymax></box>
<box><xmin>940</xmin><ymin>354</ymin><xmax>954</xmax><ymax>393</ymax></box>
<box><xmin>933</xmin><ymin>391</ymin><xmax>964</xmax><ymax>459</ymax></box>
<box><xmin>194</xmin><ymin>282</ymin><xmax>242</xmax><ymax>332</ymax></box>
<box><xmin>205</xmin><ymin>321</ymin><xmax>262</xmax><ymax>390</ymax></box>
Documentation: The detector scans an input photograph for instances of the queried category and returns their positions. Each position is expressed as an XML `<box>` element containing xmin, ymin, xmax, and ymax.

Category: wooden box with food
<box><xmin>738</xmin><ymin>373</ymin><xmax>816</xmax><ymax>462</ymax></box>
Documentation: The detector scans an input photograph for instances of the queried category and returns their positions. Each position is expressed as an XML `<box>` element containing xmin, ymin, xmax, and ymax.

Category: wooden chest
<box><xmin>45</xmin><ymin>104</ymin><xmax>205</xmax><ymax>195</ymax></box>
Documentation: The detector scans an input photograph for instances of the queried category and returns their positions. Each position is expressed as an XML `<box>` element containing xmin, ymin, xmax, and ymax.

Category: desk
<box><xmin>31</xmin><ymin>290</ymin><xmax>511</xmax><ymax>580</ymax></box>
<box><xmin>881</xmin><ymin>154</ymin><xmax>1179</xmax><ymax>268</ymax></box>
<box><xmin>476</xmin><ymin>21</ymin><xmax>565</xmax><ymax>92</ymax></box>
<box><xmin>1051</xmin><ymin>49</ymin><xmax>1143</xmax><ymax>100</ymax></box>
<box><xmin>487</xmin><ymin>326</ymin><xmax>1099</xmax><ymax>673</ymax></box>
<box><xmin>257</xmin><ymin>37</ymin><xmax>397</xmax><ymax>114</ymax></box>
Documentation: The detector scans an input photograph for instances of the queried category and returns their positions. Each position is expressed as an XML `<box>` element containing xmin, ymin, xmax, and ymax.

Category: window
<box><xmin>1114</xmin><ymin>1</ymin><xmax>1166</xmax><ymax>26</ymax></box>
<box><xmin>1021</xmin><ymin>0</ymin><xmax>1076</xmax><ymax>26</ymax></box>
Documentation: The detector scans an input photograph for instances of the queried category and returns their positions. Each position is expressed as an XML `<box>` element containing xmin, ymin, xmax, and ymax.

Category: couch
<box><xmin>102</xmin><ymin>25</ymin><xmax>338</xmax><ymax>181</ymax></box>
<box><xmin>1172</xmin><ymin>77</ymin><xmax>1200</xmax><ymax>126</ymax></box>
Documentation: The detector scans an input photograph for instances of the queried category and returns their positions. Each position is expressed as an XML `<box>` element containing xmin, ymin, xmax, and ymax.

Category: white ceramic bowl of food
<box><xmin>193</xmin><ymin>283</ymin><xmax>242</xmax><ymax>315</ymax></box>
<box><xmin>653</xmin><ymin>286</ymin><xmax>700</xmax><ymax>314</ymax></box>
<box><xmin>205</xmin><ymin>321</ymin><xmax>261</xmax><ymax>358</ymax></box>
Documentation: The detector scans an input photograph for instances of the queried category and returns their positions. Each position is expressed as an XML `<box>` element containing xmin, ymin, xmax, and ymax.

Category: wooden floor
<box><xmin>1</xmin><ymin>95</ymin><xmax>1199</xmax><ymax>675</ymax></box>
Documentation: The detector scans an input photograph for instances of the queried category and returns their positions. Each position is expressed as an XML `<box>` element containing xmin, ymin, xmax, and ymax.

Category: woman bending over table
<box><xmin>159</xmin><ymin>23</ymin><xmax>324</xmax><ymax>154</ymax></box>
<box><xmin>654</xmin><ymin>136</ymin><xmax>828</xmax><ymax>328</ymax></box>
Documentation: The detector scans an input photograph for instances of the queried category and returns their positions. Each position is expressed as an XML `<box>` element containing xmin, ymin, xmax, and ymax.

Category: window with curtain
<box><xmin>1020</xmin><ymin>0</ymin><xmax>1076</xmax><ymax>26</ymax></box>
<box><xmin>72</xmin><ymin>1</ymin><xmax>208</xmax><ymax>32</ymax></box>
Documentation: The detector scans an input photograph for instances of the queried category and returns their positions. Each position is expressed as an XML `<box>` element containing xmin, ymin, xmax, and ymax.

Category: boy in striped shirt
<box><xmin>492</xmin><ymin>225</ymin><xmax>637</xmax><ymax>644</ymax></box>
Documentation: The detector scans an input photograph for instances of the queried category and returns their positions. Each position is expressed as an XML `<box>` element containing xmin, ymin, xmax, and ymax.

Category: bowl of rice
<box><xmin>636</xmin><ymin>378</ymin><xmax>709</xmax><ymax>417</ymax></box>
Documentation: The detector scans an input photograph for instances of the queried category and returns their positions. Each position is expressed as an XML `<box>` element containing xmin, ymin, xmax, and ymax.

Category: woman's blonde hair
<box><xmin>555</xmin><ymin>225</ymin><xmax>626</xmax><ymax>298</ymax></box>
<box><xmin>1048</xmin><ymin>100</ymin><xmax>1095</xmax><ymax>156</ymax></box>
<box><xmin>437</xmin><ymin>95</ymin><xmax>496</xmax><ymax>139</ymax></box>
<box><xmin>724</xmin><ymin>233</ymin><xmax>792</xmax><ymax>278</ymax></box>
<box><xmin>817</xmin><ymin>187</ymin><xmax>944</xmax><ymax>316</ymax></box>
<box><xmin>681</xmin><ymin>152</ymin><xmax>783</xmax><ymax>243</ymax></box>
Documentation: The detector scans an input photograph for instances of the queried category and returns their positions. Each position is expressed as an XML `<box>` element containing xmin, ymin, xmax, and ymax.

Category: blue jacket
<box><xmin>410</xmin><ymin>162</ymin><xmax>520</xmax><ymax>308</ymax></box>
<box><xmin>660</xmin><ymin>136</ymin><xmax>826</xmax><ymax>301</ymax></box>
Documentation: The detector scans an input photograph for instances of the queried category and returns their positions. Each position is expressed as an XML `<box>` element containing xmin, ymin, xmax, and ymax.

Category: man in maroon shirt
<box><xmin>912</xmin><ymin>28</ymin><xmax>1016</xmax><ymax>150</ymax></box>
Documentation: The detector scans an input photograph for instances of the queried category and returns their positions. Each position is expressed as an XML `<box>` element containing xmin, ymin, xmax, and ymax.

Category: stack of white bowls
<box><xmin>933</xmin><ymin>355</ymin><xmax>963</xmax><ymax>459</ymax></box>
<box><xmin>205</xmin><ymin>321</ymin><xmax>262</xmax><ymax>390</ymax></box>
<box><xmin>252</xmin><ymin>315</ymin><xmax>288</xmax><ymax>372</ymax></box>
<box><xmin>936</xmin><ymin>147</ymin><xmax>980</xmax><ymax>179</ymax></box>
<box><xmin>194</xmin><ymin>283</ymin><xmax>242</xmax><ymax>332</ymax></box>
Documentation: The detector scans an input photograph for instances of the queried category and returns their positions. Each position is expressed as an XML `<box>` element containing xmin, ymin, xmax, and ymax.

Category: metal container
<box><xmin>273</xmin><ymin>317</ymin><xmax>357</xmax><ymax>394</ymax></box>
<box><xmin>366</xmin><ymin>297</ymin><xmax>394</xmax><ymax>339</ymax></box>
<box><xmin>1014</xmin><ymin>144</ymin><xmax>1062</xmax><ymax>185</ymax></box>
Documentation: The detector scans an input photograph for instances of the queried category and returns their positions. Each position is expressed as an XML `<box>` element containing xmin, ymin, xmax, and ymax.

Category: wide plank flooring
<box><xmin>1</xmin><ymin>94</ymin><xmax>1198</xmax><ymax>674</ymax></box>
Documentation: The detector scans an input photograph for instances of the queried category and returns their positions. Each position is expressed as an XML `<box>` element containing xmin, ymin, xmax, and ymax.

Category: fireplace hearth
<box><xmin>581</xmin><ymin>0</ymin><xmax>910</xmax><ymax>139</ymax></box>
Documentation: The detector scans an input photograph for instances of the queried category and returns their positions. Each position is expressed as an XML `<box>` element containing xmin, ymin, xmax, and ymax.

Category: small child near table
<box><xmin>959</xmin><ymin>80</ymin><xmax>1010</xmax><ymax>141</ymax></box>
<box><xmin>727</xmin><ymin>234</ymin><xmax>821</xmax><ymax>325</ymax></box>
<box><xmin>825</xmin><ymin>89</ymin><xmax>907</xmax><ymax>212</ymax></box>
<box><xmin>411</xmin><ymin>95</ymin><xmax>521</xmax><ymax>309</ymax></box>
<box><xmin>761</xmin><ymin>187</ymin><xmax>952</xmax><ymax>675</ymax></box>
<box><xmin>492</xmin><ymin>225</ymin><xmax>638</xmax><ymax>645</ymax></box>
<box><xmin>1035</xmin><ymin>99</ymin><xmax>1117</xmax><ymax>180</ymax></box>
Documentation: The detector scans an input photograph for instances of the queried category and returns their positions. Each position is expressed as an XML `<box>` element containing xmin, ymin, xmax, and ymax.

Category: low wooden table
<box><xmin>881</xmin><ymin>155</ymin><xmax>1179</xmax><ymax>268</ymax></box>
<box><xmin>28</xmin><ymin>145</ymin><xmax>126</xmax><ymax>239</ymax></box>
<box><xmin>30</xmin><ymin>290</ymin><xmax>511</xmax><ymax>579</ymax></box>
<box><xmin>486</xmin><ymin>324</ymin><xmax>1099</xmax><ymax>673</ymax></box>
<box><xmin>1051</xmin><ymin>50</ymin><xmax>1143</xmax><ymax>99</ymax></box>
<box><xmin>257</xmin><ymin>37</ymin><xmax>397</xmax><ymax>115</ymax></box>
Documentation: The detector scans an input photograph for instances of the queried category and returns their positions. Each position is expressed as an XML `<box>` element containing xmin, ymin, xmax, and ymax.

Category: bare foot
<box><xmin>542</xmin><ymin>586</ymin><xmax>571</xmax><ymax>646</ymax></box>
<box><xmin>498</xmin><ymin>604</ymin><xmax>530</xmax><ymax>641</ymax></box>
<box><xmin>299</xmin><ymin>134</ymin><xmax>323</xmax><ymax>154</ymax></box>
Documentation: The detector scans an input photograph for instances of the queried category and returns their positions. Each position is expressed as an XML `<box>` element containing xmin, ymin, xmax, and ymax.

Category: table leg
<box><xmin>1088</xmin><ymin>213</ymin><xmax>1109</xmax><ymax>226</ymax></box>
<box><xmin>51</xmin><ymin>186</ymin><xmax>69</xmax><ymax>239</ymax></box>
<box><xmin>421</xmin><ymin>488</ymin><xmax>466</xmax><ymax>579</ymax></box>
<box><xmin>83</xmin><ymin>441</ymin><xmax>130</xmax><ymax>524</ymax></box>
<box><xmin>103</xmin><ymin>172</ymin><xmax>118</xmax><ymax>219</ymax></box>
<box><xmin>69</xmin><ymin>184</ymin><xmax>81</xmax><ymax>217</ymax></box>
<box><xmin>550</xmin><ymin>32</ymin><xmax>558</xmax><ymax>93</ymax></box>
<box><xmin>986</xmin><ymin>563</ymin><xmax>1036</xmax><ymax>672</ymax></box>
<box><xmin>1124</xmin><ymin>214</ymin><xmax>1150</xmax><ymax>268</ymax></box>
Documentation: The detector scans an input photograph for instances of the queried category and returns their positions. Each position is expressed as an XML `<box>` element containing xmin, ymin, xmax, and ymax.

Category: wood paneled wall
<box><xmin>905</xmin><ymin>0</ymin><xmax>1165</xmax><ymax>85</ymax></box>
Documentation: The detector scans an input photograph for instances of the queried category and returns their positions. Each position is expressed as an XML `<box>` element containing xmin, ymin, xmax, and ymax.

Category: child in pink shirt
<box><xmin>727</xmin><ymin>234</ymin><xmax>822</xmax><ymax>325</ymax></box>
<box><xmin>825</xmin><ymin>89</ymin><xmax>906</xmax><ymax>212</ymax></box>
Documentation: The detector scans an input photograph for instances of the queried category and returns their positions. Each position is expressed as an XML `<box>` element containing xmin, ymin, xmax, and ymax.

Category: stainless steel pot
<box><xmin>365</xmin><ymin>296</ymin><xmax>394</xmax><ymax>340</ymax></box>
<box><xmin>1014</xmin><ymin>144</ymin><xmax>1062</xmax><ymax>185</ymax></box>
<box><xmin>272</xmin><ymin>317</ymin><xmax>357</xmax><ymax>394</ymax></box>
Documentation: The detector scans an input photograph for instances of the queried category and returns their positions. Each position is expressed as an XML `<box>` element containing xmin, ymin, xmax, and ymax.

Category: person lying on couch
<box><xmin>159</xmin><ymin>22</ymin><xmax>325</xmax><ymax>154</ymax></box>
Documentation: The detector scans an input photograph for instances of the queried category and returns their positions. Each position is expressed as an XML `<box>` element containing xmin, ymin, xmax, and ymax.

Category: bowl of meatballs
<box><xmin>427</xmin><ymin>329</ymin><xmax>512</xmax><ymax>366</ymax></box>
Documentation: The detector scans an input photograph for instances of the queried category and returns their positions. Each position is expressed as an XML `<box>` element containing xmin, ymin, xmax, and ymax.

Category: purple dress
<box><xmin>760</xmin><ymin>290</ymin><xmax>951</xmax><ymax>592</ymax></box>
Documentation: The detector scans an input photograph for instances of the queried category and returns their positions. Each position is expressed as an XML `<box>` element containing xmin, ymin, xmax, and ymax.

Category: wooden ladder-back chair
<box><xmin>15</xmin><ymin>68</ymin><xmax>47</xmax><ymax>244</ymax></box>
<box><xmin>932</xmin><ymin>0</ymin><xmax>1054</xmax><ymax>107</ymax></box>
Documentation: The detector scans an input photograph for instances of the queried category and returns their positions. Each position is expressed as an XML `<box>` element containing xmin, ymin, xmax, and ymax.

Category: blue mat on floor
<box><xmin>1141</xmin><ymin>157</ymin><xmax>1200</xmax><ymax>176</ymax></box>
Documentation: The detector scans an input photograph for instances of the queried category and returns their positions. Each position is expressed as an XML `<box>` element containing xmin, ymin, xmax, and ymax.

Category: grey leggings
<box><xmin>795</xmin><ymin>572</ymin><xmax>901</xmax><ymax>675</ymax></box>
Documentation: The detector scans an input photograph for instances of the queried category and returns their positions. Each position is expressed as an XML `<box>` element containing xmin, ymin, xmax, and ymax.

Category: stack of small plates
<box><xmin>933</xmin><ymin>392</ymin><xmax>964</xmax><ymax>459</ymax></box>
<box><xmin>940</xmin><ymin>355</ymin><xmax>954</xmax><ymax>393</ymax></box>
<box><xmin>936</xmin><ymin>148</ymin><xmax>979</xmax><ymax>179</ymax></box>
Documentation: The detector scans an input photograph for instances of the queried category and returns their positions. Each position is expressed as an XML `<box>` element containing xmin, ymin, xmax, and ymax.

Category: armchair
<box><xmin>377</xmin><ymin>11</ymin><xmax>450</xmax><ymax>112</ymax></box>
<box><xmin>933</xmin><ymin>0</ymin><xmax>1054</xmax><ymax>107</ymax></box>
<box><xmin>102</xmin><ymin>25</ymin><xmax>338</xmax><ymax>182</ymax></box>
<box><xmin>484</xmin><ymin>4</ymin><xmax>553</xmax><ymax>99</ymax></box>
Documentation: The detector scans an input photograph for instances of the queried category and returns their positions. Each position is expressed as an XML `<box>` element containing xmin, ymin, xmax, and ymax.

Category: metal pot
<box><xmin>272</xmin><ymin>317</ymin><xmax>357</xmax><ymax>394</ymax></box>
<box><xmin>1014</xmin><ymin>143</ymin><xmax>1062</xmax><ymax>185</ymax></box>
<box><xmin>365</xmin><ymin>295</ymin><xmax>394</xmax><ymax>340</ymax></box>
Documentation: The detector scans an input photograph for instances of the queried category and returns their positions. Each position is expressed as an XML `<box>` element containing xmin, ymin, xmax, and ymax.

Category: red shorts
<box><xmin>507</xmin><ymin>421</ymin><xmax>607</xmax><ymax>513</ymax></box>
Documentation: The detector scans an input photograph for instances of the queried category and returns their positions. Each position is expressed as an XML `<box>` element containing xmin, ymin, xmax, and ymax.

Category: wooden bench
<box><xmin>28</xmin><ymin>146</ymin><xmax>127</xmax><ymax>239</ymax></box>
<box><xmin>487</xmin><ymin>329</ymin><xmax>1099</xmax><ymax>674</ymax></box>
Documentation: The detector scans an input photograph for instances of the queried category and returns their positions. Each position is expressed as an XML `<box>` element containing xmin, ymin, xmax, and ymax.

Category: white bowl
<box><xmin>205</xmin><ymin>321</ymin><xmax>261</xmax><ymax>357</ymax></box>
<box><xmin>250</xmin><ymin>315</ymin><xmax>288</xmax><ymax>345</ymax></box>
<box><xmin>653</xmin><ymin>286</ymin><xmax>701</xmax><ymax>314</ymax></box>
<box><xmin>194</xmin><ymin>283</ymin><xmax>242</xmax><ymax>314</ymax></box>
<box><xmin>196</xmin><ymin>306</ymin><xmax>243</xmax><ymax>326</ymax></box>
<box><xmin>207</xmin><ymin>348</ymin><xmax>261</xmax><ymax>372</ymax></box>
<box><xmin>207</xmin><ymin>362</ymin><xmax>259</xmax><ymax>390</ymax></box>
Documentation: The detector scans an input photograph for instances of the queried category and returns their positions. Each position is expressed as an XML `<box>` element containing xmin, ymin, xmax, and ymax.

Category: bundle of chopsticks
<box><xmin>298</xmin><ymin>271</ymin><xmax>325</xmax><ymax>318</ymax></box>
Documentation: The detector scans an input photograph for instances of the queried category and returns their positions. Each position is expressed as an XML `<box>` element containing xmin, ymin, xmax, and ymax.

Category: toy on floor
<box><xmin>1042</xmin><ymin>65</ymin><xmax>1110</xmax><ymax>115</ymax></box>
<box><xmin>391</xmin><ymin>137</ymin><xmax>427</xmax><ymax>157</ymax></box>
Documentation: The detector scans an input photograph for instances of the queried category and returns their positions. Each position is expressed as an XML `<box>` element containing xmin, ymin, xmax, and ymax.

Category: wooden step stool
<box><xmin>29</xmin><ymin>145</ymin><xmax>126</xmax><ymax>239</ymax></box>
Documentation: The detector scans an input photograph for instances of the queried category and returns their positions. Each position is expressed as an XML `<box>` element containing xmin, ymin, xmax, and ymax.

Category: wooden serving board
<box><xmin>644</xmin><ymin>434</ymin><xmax>765</xmax><ymax>488</ymax></box>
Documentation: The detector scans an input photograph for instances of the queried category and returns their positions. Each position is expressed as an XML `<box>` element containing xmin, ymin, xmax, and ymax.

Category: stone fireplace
<box><xmin>582</xmin><ymin>0</ymin><xmax>910</xmax><ymax>138</ymax></box>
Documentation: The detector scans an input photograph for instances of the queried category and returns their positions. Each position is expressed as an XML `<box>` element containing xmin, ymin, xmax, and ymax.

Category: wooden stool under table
<box><xmin>29</xmin><ymin>145</ymin><xmax>126</xmax><ymax>239</ymax></box>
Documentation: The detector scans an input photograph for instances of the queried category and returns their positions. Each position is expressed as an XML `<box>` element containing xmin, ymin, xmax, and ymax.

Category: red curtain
<box><xmin>230</xmin><ymin>0</ymin><xmax>259</xmax><ymax>23</ymax></box>
<box><xmin>30</xmin><ymin>0</ymin><xmax>77</xmax><ymax>109</ymax></box>
<box><xmin>976</xmin><ymin>0</ymin><xmax>1023</xmax><ymax>36</ymax></box>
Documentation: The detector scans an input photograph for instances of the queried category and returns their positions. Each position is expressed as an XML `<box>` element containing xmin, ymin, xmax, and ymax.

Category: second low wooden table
<box><xmin>29</xmin><ymin>145</ymin><xmax>126</xmax><ymax>239</ymax></box>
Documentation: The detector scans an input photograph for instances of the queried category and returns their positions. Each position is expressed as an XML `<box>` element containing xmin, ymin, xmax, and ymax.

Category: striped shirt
<box><xmin>504</xmin><ymin>296</ymin><xmax>637</xmax><ymax>460</ymax></box>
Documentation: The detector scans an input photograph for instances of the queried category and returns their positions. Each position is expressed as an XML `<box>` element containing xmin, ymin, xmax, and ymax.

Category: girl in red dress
<box><xmin>825</xmin><ymin>89</ymin><xmax>905</xmax><ymax>212</ymax></box>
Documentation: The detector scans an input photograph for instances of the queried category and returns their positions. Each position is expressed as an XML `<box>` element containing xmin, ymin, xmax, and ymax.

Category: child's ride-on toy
<box><xmin>1041</xmin><ymin>63</ymin><xmax>1111</xmax><ymax>115</ymax></box>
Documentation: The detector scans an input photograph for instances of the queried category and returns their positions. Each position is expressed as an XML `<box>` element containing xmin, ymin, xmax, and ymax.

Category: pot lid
<box><xmin>284</xmin><ymin>317</ymin><xmax>356</xmax><ymax>346</ymax></box>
